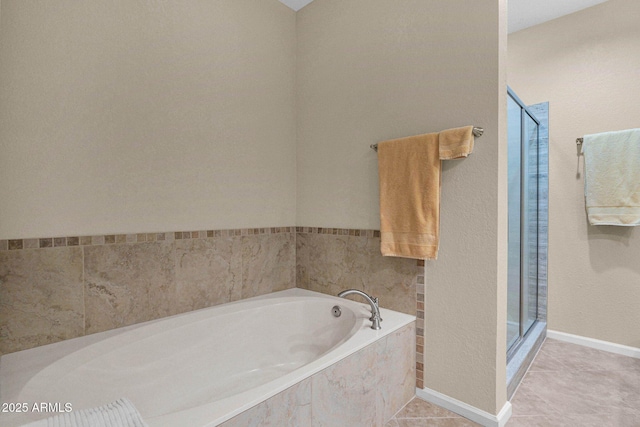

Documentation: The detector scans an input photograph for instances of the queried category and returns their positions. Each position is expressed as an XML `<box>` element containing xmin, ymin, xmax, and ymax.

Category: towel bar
<box><xmin>370</xmin><ymin>126</ymin><xmax>484</xmax><ymax>151</ymax></box>
<box><xmin>576</xmin><ymin>137</ymin><xmax>584</xmax><ymax>145</ymax></box>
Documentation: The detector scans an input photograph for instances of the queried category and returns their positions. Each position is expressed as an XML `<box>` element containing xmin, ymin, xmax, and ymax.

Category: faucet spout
<box><xmin>337</xmin><ymin>289</ymin><xmax>382</xmax><ymax>330</ymax></box>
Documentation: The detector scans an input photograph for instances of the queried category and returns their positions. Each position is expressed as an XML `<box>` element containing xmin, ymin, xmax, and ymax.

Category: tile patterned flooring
<box><xmin>385</xmin><ymin>398</ymin><xmax>480</xmax><ymax>426</ymax></box>
<box><xmin>509</xmin><ymin>338</ymin><xmax>640</xmax><ymax>426</ymax></box>
<box><xmin>386</xmin><ymin>338</ymin><xmax>640</xmax><ymax>426</ymax></box>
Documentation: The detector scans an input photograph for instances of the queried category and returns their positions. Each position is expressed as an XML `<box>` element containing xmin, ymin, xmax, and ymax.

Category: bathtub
<box><xmin>0</xmin><ymin>288</ymin><xmax>415</xmax><ymax>427</ymax></box>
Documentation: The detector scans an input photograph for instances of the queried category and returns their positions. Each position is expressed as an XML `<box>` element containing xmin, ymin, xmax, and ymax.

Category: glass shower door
<box><xmin>507</xmin><ymin>96</ymin><xmax>522</xmax><ymax>350</ymax></box>
<box><xmin>507</xmin><ymin>88</ymin><xmax>540</xmax><ymax>356</ymax></box>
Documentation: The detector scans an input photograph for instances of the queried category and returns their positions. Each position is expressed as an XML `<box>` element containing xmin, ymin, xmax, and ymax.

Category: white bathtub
<box><xmin>0</xmin><ymin>288</ymin><xmax>415</xmax><ymax>427</ymax></box>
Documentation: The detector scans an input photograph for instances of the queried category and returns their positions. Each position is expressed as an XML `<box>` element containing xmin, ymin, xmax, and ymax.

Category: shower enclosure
<box><xmin>506</xmin><ymin>87</ymin><xmax>548</xmax><ymax>397</ymax></box>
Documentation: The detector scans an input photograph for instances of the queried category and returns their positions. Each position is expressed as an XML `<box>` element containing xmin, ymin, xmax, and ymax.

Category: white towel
<box><xmin>581</xmin><ymin>128</ymin><xmax>640</xmax><ymax>226</ymax></box>
<box><xmin>22</xmin><ymin>398</ymin><xmax>148</xmax><ymax>427</ymax></box>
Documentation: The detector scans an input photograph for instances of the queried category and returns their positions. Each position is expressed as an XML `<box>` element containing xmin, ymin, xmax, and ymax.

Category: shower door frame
<box><xmin>506</xmin><ymin>87</ymin><xmax>542</xmax><ymax>362</ymax></box>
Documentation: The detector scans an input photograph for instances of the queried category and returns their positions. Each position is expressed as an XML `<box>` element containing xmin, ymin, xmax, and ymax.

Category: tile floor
<box><xmin>509</xmin><ymin>338</ymin><xmax>640</xmax><ymax>426</ymax></box>
<box><xmin>386</xmin><ymin>338</ymin><xmax>640</xmax><ymax>426</ymax></box>
<box><xmin>385</xmin><ymin>398</ymin><xmax>480</xmax><ymax>426</ymax></box>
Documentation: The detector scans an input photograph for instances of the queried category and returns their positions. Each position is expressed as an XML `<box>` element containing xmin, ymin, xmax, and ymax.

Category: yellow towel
<box><xmin>582</xmin><ymin>128</ymin><xmax>640</xmax><ymax>226</ymax></box>
<box><xmin>440</xmin><ymin>125</ymin><xmax>475</xmax><ymax>160</ymax></box>
<box><xmin>378</xmin><ymin>126</ymin><xmax>474</xmax><ymax>259</ymax></box>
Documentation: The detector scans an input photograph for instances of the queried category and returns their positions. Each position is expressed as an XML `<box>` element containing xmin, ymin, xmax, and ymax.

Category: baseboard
<box><xmin>547</xmin><ymin>330</ymin><xmax>640</xmax><ymax>359</ymax></box>
<box><xmin>415</xmin><ymin>387</ymin><xmax>512</xmax><ymax>427</ymax></box>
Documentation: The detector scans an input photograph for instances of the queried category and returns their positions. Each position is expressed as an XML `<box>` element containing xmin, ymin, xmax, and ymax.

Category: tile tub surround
<box><xmin>0</xmin><ymin>227</ymin><xmax>295</xmax><ymax>354</ymax></box>
<box><xmin>295</xmin><ymin>227</ymin><xmax>420</xmax><ymax>316</ymax></box>
<box><xmin>296</xmin><ymin>227</ymin><xmax>425</xmax><ymax>387</ymax></box>
<box><xmin>0</xmin><ymin>247</ymin><xmax>84</xmax><ymax>355</ymax></box>
<box><xmin>221</xmin><ymin>322</ymin><xmax>416</xmax><ymax>427</ymax></box>
<box><xmin>1</xmin><ymin>225</ymin><xmax>426</xmax><ymax>389</ymax></box>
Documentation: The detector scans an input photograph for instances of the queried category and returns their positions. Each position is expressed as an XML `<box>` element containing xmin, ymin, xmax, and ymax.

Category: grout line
<box><xmin>395</xmin><ymin>416</ymin><xmax>465</xmax><ymax>420</ymax></box>
<box><xmin>388</xmin><ymin>397</ymin><xmax>416</xmax><ymax>420</ymax></box>
<box><xmin>391</xmin><ymin>407</ymin><xmax>479</xmax><ymax>423</ymax></box>
<box><xmin>81</xmin><ymin>245</ymin><xmax>86</xmax><ymax>336</ymax></box>
<box><xmin>508</xmin><ymin>415</ymin><xmax>551</xmax><ymax>418</ymax></box>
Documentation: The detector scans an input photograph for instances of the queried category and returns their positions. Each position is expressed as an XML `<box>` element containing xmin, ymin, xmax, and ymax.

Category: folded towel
<box><xmin>22</xmin><ymin>398</ymin><xmax>148</xmax><ymax>427</ymax></box>
<box><xmin>378</xmin><ymin>126</ymin><xmax>475</xmax><ymax>259</ymax></box>
<box><xmin>439</xmin><ymin>125</ymin><xmax>475</xmax><ymax>160</ymax></box>
<box><xmin>581</xmin><ymin>128</ymin><xmax>640</xmax><ymax>226</ymax></box>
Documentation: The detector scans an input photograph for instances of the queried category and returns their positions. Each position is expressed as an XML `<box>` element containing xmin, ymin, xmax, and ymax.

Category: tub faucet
<box><xmin>337</xmin><ymin>289</ymin><xmax>382</xmax><ymax>330</ymax></box>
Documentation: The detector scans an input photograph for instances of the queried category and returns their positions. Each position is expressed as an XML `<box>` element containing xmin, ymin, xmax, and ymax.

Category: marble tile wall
<box><xmin>296</xmin><ymin>227</ymin><xmax>424</xmax><ymax>387</ymax></box>
<box><xmin>0</xmin><ymin>228</ymin><xmax>295</xmax><ymax>354</ymax></box>
<box><xmin>0</xmin><ymin>247</ymin><xmax>84</xmax><ymax>354</ymax></box>
<box><xmin>220</xmin><ymin>322</ymin><xmax>416</xmax><ymax>427</ymax></box>
<box><xmin>2</xmin><ymin>225</ymin><xmax>424</xmax><ymax>390</ymax></box>
<box><xmin>295</xmin><ymin>227</ymin><xmax>419</xmax><ymax>316</ymax></box>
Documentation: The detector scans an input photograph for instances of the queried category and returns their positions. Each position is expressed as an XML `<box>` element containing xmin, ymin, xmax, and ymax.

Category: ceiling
<box><xmin>508</xmin><ymin>0</ymin><xmax>608</xmax><ymax>33</ymax></box>
<box><xmin>278</xmin><ymin>0</ymin><xmax>610</xmax><ymax>34</ymax></box>
<box><xmin>278</xmin><ymin>0</ymin><xmax>314</xmax><ymax>12</ymax></box>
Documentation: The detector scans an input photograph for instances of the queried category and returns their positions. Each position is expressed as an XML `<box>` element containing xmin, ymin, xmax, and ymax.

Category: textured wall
<box><xmin>508</xmin><ymin>0</ymin><xmax>640</xmax><ymax>348</ymax></box>
<box><xmin>296</xmin><ymin>0</ymin><xmax>508</xmax><ymax>414</ymax></box>
<box><xmin>0</xmin><ymin>0</ymin><xmax>297</xmax><ymax>239</ymax></box>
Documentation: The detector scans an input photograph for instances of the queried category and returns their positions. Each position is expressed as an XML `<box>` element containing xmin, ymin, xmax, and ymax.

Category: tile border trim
<box><xmin>2</xmin><ymin>226</ymin><xmax>405</xmax><ymax>250</ymax></box>
<box><xmin>415</xmin><ymin>259</ymin><xmax>425</xmax><ymax>389</ymax></box>
<box><xmin>0</xmin><ymin>227</ymin><xmax>296</xmax><ymax>251</ymax></box>
<box><xmin>295</xmin><ymin>226</ymin><xmax>380</xmax><ymax>237</ymax></box>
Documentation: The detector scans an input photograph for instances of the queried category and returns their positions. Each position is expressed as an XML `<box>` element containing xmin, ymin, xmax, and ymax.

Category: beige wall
<box><xmin>0</xmin><ymin>0</ymin><xmax>296</xmax><ymax>239</ymax></box>
<box><xmin>509</xmin><ymin>0</ymin><xmax>640</xmax><ymax>348</ymax></box>
<box><xmin>297</xmin><ymin>0</ymin><xmax>507</xmax><ymax>414</ymax></box>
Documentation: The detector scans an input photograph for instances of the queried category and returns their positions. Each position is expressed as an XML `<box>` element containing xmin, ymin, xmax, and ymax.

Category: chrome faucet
<box><xmin>337</xmin><ymin>289</ymin><xmax>382</xmax><ymax>330</ymax></box>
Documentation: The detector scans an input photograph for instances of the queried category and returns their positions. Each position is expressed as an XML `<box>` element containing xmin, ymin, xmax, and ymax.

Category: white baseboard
<box><xmin>415</xmin><ymin>387</ymin><xmax>512</xmax><ymax>427</ymax></box>
<box><xmin>546</xmin><ymin>330</ymin><xmax>640</xmax><ymax>359</ymax></box>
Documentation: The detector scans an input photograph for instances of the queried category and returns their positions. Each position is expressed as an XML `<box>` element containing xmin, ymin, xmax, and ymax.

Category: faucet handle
<box><xmin>337</xmin><ymin>289</ymin><xmax>382</xmax><ymax>329</ymax></box>
<box><xmin>369</xmin><ymin>296</ymin><xmax>382</xmax><ymax>323</ymax></box>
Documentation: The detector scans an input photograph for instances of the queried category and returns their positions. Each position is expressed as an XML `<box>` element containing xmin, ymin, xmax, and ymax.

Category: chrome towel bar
<box><xmin>370</xmin><ymin>126</ymin><xmax>484</xmax><ymax>151</ymax></box>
